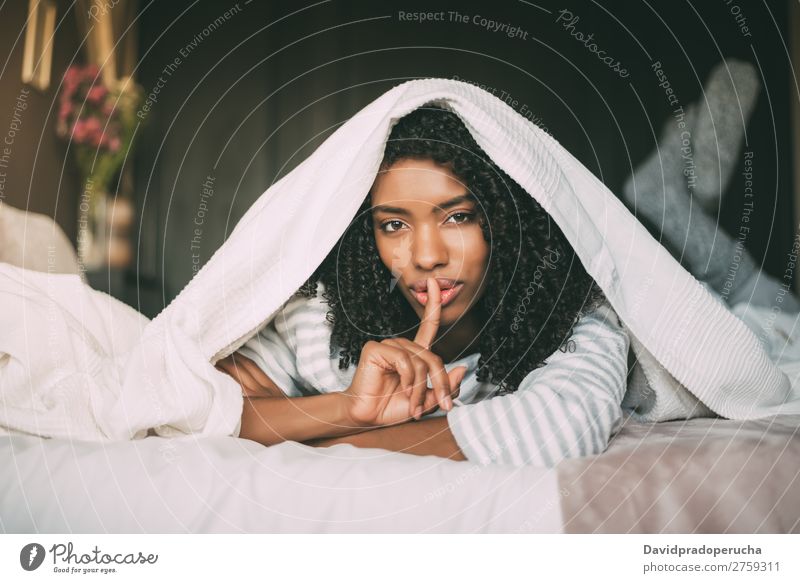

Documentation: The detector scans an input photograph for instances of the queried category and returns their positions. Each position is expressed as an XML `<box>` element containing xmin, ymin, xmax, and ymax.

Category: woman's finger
<box><xmin>379</xmin><ymin>338</ymin><xmax>418</xmax><ymax>417</ymax></box>
<box><xmin>389</xmin><ymin>336</ymin><xmax>452</xmax><ymax>411</ymax></box>
<box><xmin>421</xmin><ymin>365</ymin><xmax>466</xmax><ymax>415</ymax></box>
<box><xmin>382</xmin><ymin>339</ymin><xmax>422</xmax><ymax>419</ymax></box>
<box><xmin>408</xmin><ymin>355</ymin><xmax>432</xmax><ymax>420</ymax></box>
<box><xmin>230</xmin><ymin>354</ymin><xmax>274</xmax><ymax>396</ymax></box>
<box><xmin>449</xmin><ymin>366</ymin><xmax>467</xmax><ymax>397</ymax></box>
<box><xmin>217</xmin><ymin>356</ymin><xmax>261</xmax><ymax>396</ymax></box>
<box><xmin>237</xmin><ymin>353</ymin><xmax>278</xmax><ymax>392</ymax></box>
<box><xmin>413</xmin><ymin>277</ymin><xmax>441</xmax><ymax>350</ymax></box>
<box><xmin>421</xmin><ymin>389</ymin><xmax>441</xmax><ymax>415</ymax></box>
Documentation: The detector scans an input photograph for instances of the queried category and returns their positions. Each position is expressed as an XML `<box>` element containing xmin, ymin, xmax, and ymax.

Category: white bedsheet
<box><xmin>0</xmin><ymin>434</ymin><xmax>563</xmax><ymax>533</ymax></box>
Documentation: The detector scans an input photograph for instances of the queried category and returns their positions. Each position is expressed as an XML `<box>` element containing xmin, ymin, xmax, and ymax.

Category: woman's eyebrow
<box><xmin>372</xmin><ymin>193</ymin><xmax>476</xmax><ymax>215</ymax></box>
<box><xmin>438</xmin><ymin>193</ymin><xmax>476</xmax><ymax>210</ymax></box>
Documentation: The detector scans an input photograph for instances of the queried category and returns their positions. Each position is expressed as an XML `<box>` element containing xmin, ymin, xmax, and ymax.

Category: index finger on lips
<box><xmin>414</xmin><ymin>277</ymin><xmax>441</xmax><ymax>350</ymax></box>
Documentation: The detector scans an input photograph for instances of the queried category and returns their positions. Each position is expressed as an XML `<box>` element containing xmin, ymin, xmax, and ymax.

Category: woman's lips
<box><xmin>412</xmin><ymin>283</ymin><xmax>464</xmax><ymax>307</ymax></box>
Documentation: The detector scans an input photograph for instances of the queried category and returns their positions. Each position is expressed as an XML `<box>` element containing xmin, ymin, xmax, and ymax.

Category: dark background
<box><xmin>1</xmin><ymin>0</ymin><xmax>796</xmax><ymax>317</ymax></box>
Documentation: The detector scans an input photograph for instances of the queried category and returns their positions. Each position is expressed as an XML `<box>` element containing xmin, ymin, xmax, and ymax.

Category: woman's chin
<box><xmin>431</xmin><ymin>305</ymin><xmax>466</xmax><ymax>328</ymax></box>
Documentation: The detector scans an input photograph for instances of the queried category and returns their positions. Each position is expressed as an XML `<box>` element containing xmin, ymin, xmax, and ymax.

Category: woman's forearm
<box><xmin>304</xmin><ymin>415</ymin><xmax>467</xmax><ymax>461</ymax></box>
<box><xmin>239</xmin><ymin>393</ymin><xmax>371</xmax><ymax>446</ymax></box>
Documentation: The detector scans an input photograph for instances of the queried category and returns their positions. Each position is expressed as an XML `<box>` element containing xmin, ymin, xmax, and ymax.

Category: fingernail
<box><xmin>415</xmin><ymin>405</ymin><xmax>422</xmax><ymax>419</ymax></box>
<box><xmin>444</xmin><ymin>395</ymin><xmax>453</xmax><ymax>410</ymax></box>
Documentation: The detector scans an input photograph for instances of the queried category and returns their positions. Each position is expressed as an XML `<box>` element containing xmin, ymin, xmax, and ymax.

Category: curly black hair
<box><xmin>294</xmin><ymin>103</ymin><xmax>607</xmax><ymax>394</ymax></box>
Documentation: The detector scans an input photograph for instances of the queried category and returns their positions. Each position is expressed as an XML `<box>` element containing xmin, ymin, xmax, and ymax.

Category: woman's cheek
<box><xmin>375</xmin><ymin>237</ymin><xmax>400</xmax><ymax>273</ymax></box>
<box><xmin>464</xmin><ymin>230</ymin><xmax>490</xmax><ymax>266</ymax></box>
<box><xmin>372</xmin><ymin>231</ymin><xmax>387</xmax><ymax>259</ymax></box>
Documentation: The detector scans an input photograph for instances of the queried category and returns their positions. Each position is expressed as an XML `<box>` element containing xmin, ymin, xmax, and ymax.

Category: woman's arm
<box><xmin>221</xmin><ymin>341</ymin><xmax>462</xmax><ymax>447</ymax></box>
<box><xmin>217</xmin><ymin>352</ymin><xmax>371</xmax><ymax>445</ymax></box>
<box><xmin>215</xmin><ymin>353</ymin><xmax>285</xmax><ymax>398</ymax></box>
<box><xmin>305</xmin><ymin>415</ymin><xmax>466</xmax><ymax>461</ymax></box>
<box><xmin>240</xmin><ymin>392</ymin><xmax>372</xmax><ymax>446</ymax></box>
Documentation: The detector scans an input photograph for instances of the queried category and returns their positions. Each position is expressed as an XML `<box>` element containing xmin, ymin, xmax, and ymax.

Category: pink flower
<box><xmin>86</xmin><ymin>85</ymin><xmax>108</xmax><ymax>103</ymax></box>
<box><xmin>72</xmin><ymin>116</ymin><xmax>103</xmax><ymax>145</ymax></box>
<box><xmin>72</xmin><ymin>119</ymin><xmax>88</xmax><ymax>141</ymax></box>
<box><xmin>64</xmin><ymin>66</ymin><xmax>79</xmax><ymax>81</ymax></box>
<box><xmin>57</xmin><ymin>63</ymin><xmax>135</xmax><ymax>158</ymax></box>
<box><xmin>63</xmin><ymin>66</ymin><xmax>81</xmax><ymax>89</ymax></box>
<box><xmin>83</xmin><ymin>116</ymin><xmax>102</xmax><ymax>134</ymax></box>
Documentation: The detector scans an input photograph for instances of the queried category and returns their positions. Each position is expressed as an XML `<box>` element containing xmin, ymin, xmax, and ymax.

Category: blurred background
<box><xmin>0</xmin><ymin>0</ymin><xmax>798</xmax><ymax>318</ymax></box>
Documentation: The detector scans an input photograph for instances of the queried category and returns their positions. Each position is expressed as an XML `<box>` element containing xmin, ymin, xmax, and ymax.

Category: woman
<box><xmin>216</xmin><ymin>105</ymin><xmax>630</xmax><ymax>467</ymax></box>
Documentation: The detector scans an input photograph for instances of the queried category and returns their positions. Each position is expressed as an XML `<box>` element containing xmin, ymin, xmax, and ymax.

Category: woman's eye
<box><xmin>446</xmin><ymin>212</ymin><xmax>474</xmax><ymax>225</ymax></box>
<box><xmin>381</xmin><ymin>220</ymin><xmax>406</xmax><ymax>233</ymax></box>
<box><xmin>380</xmin><ymin>213</ymin><xmax>474</xmax><ymax>233</ymax></box>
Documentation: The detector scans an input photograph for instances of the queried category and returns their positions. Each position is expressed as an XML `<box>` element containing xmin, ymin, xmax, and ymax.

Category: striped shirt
<box><xmin>237</xmin><ymin>281</ymin><xmax>630</xmax><ymax>468</ymax></box>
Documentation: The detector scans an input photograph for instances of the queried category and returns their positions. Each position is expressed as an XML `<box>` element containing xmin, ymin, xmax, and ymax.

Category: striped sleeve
<box><xmin>235</xmin><ymin>297</ymin><xmax>314</xmax><ymax>397</ymax></box>
<box><xmin>446</xmin><ymin>301</ymin><xmax>630</xmax><ymax>467</ymax></box>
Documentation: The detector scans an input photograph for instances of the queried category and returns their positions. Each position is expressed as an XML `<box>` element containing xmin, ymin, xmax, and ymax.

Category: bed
<box><xmin>1</xmin><ymin>206</ymin><xmax>798</xmax><ymax>533</ymax></box>
<box><xmin>3</xmin><ymin>413</ymin><xmax>798</xmax><ymax>533</ymax></box>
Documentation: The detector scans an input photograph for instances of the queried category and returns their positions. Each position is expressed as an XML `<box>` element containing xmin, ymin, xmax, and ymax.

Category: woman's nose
<box><xmin>412</xmin><ymin>225</ymin><xmax>449</xmax><ymax>270</ymax></box>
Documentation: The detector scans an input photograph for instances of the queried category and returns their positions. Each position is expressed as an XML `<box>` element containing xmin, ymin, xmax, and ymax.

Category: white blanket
<box><xmin>2</xmin><ymin>77</ymin><xmax>800</xmax><ymax>443</ymax></box>
<box><xmin>1</xmin><ymin>432</ymin><xmax>563</xmax><ymax>533</ymax></box>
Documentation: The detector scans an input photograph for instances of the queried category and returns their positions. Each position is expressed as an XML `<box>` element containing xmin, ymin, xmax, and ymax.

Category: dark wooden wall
<box><xmin>0</xmin><ymin>0</ymin><xmax>82</xmax><ymax>242</ymax></box>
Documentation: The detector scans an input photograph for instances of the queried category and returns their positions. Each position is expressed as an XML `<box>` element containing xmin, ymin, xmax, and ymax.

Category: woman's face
<box><xmin>370</xmin><ymin>158</ymin><xmax>490</xmax><ymax>326</ymax></box>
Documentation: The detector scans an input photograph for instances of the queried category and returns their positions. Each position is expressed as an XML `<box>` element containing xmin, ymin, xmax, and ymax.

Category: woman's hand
<box><xmin>342</xmin><ymin>278</ymin><xmax>468</xmax><ymax>427</ymax></box>
<box><xmin>215</xmin><ymin>352</ymin><xmax>286</xmax><ymax>398</ymax></box>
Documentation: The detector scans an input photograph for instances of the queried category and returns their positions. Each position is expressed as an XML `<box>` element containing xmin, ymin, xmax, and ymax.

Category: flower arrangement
<box><xmin>56</xmin><ymin>64</ymin><xmax>142</xmax><ymax>194</ymax></box>
<box><xmin>56</xmin><ymin>64</ymin><xmax>143</xmax><ymax>269</ymax></box>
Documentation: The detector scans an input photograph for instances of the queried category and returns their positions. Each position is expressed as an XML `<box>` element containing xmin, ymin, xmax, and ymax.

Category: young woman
<box><xmin>216</xmin><ymin>105</ymin><xmax>630</xmax><ymax>467</ymax></box>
